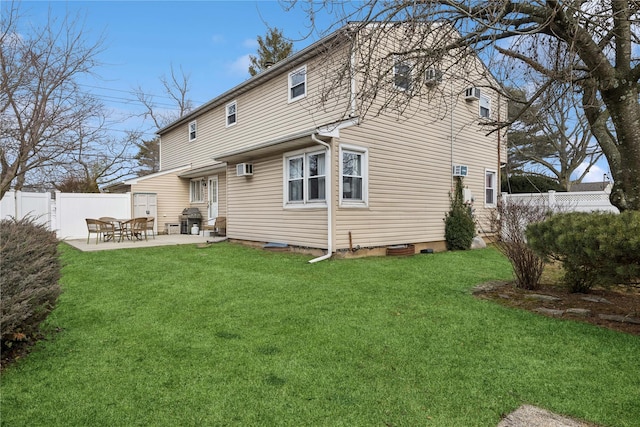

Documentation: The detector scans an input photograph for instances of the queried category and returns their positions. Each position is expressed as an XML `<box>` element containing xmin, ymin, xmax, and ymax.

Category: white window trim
<box><xmin>282</xmin><ymin>147</ymin><xmax>328</xmax><ymax>208</ymax></box>
<box><xmin>226</xmin><ymin>100</ymin><xmax>237</xmax><ymax>127</ymax></box>
<box><xmin>479</xmin><ymin>94</ymin><xmax>491</xmax><ymax>119</ymax></box>
<box><xmin>288</xmin><ymin>65</ymin><xmax>307</xmax><ymax>103</ymax></box>
<box><xmin>189</xmin><ymin>120</ymin><xmax>197</xmax><ymax>142</ymax></box>
<box><xmin>339</xmin><ymin>143</ymin><xmax>368</xmax><ymax>208</ymax></box>
<box><xmin>485</xmin><ymin>169</ymin><xmax>497</xmax><ymax>207</ymax></box>
<box><xmin>190</xmin><ymin>179</ymin><xmax>204</xmax><ymax>203</ymax></box>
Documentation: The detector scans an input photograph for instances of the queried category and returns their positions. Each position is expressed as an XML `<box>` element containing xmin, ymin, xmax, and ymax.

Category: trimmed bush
<box><xmin>0</xmin><ymin>217</ymin><xmax>61</xmax><ymax>347</ymax></box>
<box><xmin>526</xmin><ymin>211</ymin><xmax>640</xmax><ymax>292</ymax></box>
<box><xmin>444</xmin><ymin>177</ymin><xmax>475</xmax><ymax>250</ymax></box>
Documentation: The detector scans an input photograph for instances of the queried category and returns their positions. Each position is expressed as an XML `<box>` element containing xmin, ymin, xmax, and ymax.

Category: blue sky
<box><xmin>20</xmin><ymin>1</ymin><xmax>336</xmax><ymax>138</ymax></box>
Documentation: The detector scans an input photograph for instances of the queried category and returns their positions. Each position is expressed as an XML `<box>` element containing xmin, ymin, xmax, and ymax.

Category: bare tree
<box><xmin>133</xmin><ymin>64</ymin><xmax>193</xmax><ymax>176</ymax></box>
<box><xmin>0</xmin><ymin>2</ymin><xmax>117</xmax><ymax>198</ymax></box>
<box><xmin>135</xmin><ymin>64</ymin><xmax>193</xmax><ymax>130</ymax></box>
<box><xmin>508</xmin><ymin>83</ymin><xmax>603</xmax><ymax>190</ymax></box>
<box><xmin>286</xmin><ymin>1</ymin><xmax>640</xmax><ymax>211</ymax></box>
<box><xmin>51</xmin><ymin>125</ymin><xmax>141</xmax><ymax>191</ymax></box>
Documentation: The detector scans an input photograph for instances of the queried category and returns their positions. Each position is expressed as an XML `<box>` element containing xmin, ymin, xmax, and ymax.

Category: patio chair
<box><xmin>214</xmin><ymin>216</ymin><xmax>226</xmax><ymax>236</ymax></box>
<box><xmin>201</xmin><ymin>216</ymin><xmax>226</xmax><ymax>237</ymax></box>
<box><xmin>99</xmin><ymin>217</ymin><xmax>124</xmax><ymax>241</ymax></box>
<box><xmin>85</xmin><ymin>218</ymin><xmax>116</xmax><ymax>244</ymax></box>
<box><xmin>121</xmin><ymin>217</ymin><xmax>148</xmax><ymax>241</ymax></box>
<box><xmin>146</xmin><ymin>217</ymin><xmax>155</xmax><ymax>239</ymax></box>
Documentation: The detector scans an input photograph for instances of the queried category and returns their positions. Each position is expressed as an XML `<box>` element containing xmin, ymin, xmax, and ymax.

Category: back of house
<box><xmin>127</xmin><ymin>22</ymin><xmax>507</xmax><ymax>257</ymax></box>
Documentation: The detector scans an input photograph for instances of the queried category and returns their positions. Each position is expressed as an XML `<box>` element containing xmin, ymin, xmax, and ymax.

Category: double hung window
<box><xmin>480</xmin><ymin>94</ymin><xmax>491</xmax><ymax>118</ymax></box>
<box><xmin>189</xmin><ymin>120</ymin><xmax>197</xmax><ymax>141</ymax></box>
<box><xmin>190</xmin><ymin>179</ymin><xmax>204</xmax><ymax>203</ymax></box>
<box><xmin>485</xmin><ymin>170</ymin><xmax>497</xmax><ymax>206</ymax></box>
<box><xmin>288</xmin><ymin>65</ymin><xmax>307</xmax><ymax>102</ymax></box>
<box><xmin>226</xmin><ymin>101</ymin><xmax>237</xmax><ymax>127</ymax></box>
<box><xmin>284</xmin><ymin>149</ymin><xmax>326</xmax><ymax>206</ymax></box>
<box><xmin>340</xmin><ymin>145</ymin><xmax>368</xmax><ymax>207</ymax></box>
<box><xmin>394</xmin><ymin>60</ymin><xmax>412</xmax><ymax>91</ymax></box>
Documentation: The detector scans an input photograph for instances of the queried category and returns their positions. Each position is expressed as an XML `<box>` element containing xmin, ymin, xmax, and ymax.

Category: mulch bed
<box><xmin>474</xmin><ymin>280</ymin><xmax>640</xmax><ymax>336</ymax></box>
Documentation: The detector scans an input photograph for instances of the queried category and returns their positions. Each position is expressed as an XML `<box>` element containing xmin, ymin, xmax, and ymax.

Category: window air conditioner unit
<box><xmin>424</xmin><ymin>68</ymin><xmax>442</xmax><ymax>85</ymax></box>
<box><xmin>236</xmin><ymin>163</ymin><xmax>253</xmax><ymax>176</ymax></box>
<box><xmin>452</xmin><ymin>165</ymin><xmax>468</xmax><ymax>177</ymax></box>
<box><xmin>465</xmin><ymin>87</ymin><xmax>481</xmax><ymax>101</ymax></box>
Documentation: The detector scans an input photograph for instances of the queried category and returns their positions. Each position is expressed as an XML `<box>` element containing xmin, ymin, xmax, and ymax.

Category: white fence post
<box><xmin>548</xmin><ymin>190</ymin><xmax>556</xmax><ymax>211</ymax></box>
<box><xmin>15</xmin><ymin>190</ymin><xmax>22</xmax><ymax>219</ymax></box>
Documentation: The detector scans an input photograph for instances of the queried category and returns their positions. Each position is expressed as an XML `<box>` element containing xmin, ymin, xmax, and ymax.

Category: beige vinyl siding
<box><xmin>227</xmin><ymin>152</ymin><xmax>328</xmax><ymax>248</ymax></box>
<box><xmin>332</xmin><ymin>82</ymin><xmax>506</xmax><ymax>250</ymax></box>
<box><xmin>129</xmin><ymin>171</ymin><xmax>189</xmax><ymax>232</ymax></box>
<box><xmin>161</xmin><ymin>53</ymin><xmax>350</xmax><ymax>172</ymax></box>
<box><xmin>334</xmin><ymin>119</ymin><xmax>449</xmax><ymax>249</ymax></box>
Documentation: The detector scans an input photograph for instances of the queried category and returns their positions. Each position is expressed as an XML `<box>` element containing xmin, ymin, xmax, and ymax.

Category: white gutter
<box><xmin>309</xmin><ymin>133</ymin><xmax>333</xmax><ymax>263</ymax></box>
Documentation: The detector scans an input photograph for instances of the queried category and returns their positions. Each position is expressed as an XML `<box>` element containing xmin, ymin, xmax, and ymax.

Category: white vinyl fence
<box><xmin>55</xmin><ymin>192</ymin><xmax>131</xmax><ymax>239</ymax></box>
<box><xmin>1</xmin><ymin>190</ymin><xmax>54</xmax><ymax>227</ymax></box>
<box><xmin>1</xmin><ymin>191</ymin><xmax>131</xmax><ymax>240</ymax></box>
<box><xmin>502</xmin><ymin>190</ymin><xmax>619</xmax><ymax>213</ymax></box>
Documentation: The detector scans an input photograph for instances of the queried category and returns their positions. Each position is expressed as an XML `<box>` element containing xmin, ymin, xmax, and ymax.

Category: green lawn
<box><xmin>2</xmin><ymin>243</ymin><xmax>639</xmax><ymax>426</ymax></box>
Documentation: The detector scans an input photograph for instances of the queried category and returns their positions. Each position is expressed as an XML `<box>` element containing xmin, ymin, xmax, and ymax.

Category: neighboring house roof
<box><xmin>571</xmin><ymin>181</ymin><xmax>612</xmax><ymax>192</ymax></box>
<box><xmin>101</xmin><ymin>182</ymin><xmax>131</xmax><ymax>193</ymax></box>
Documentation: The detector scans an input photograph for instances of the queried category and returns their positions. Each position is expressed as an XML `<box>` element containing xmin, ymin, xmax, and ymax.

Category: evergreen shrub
<box><xmin>526</xmin><ymin>211</ymin><xmax>640</xmax><ymax>292</ymax></box>
<box><xmin>0</xmin><ymin>217</ymin><xmax>61</xmax><ymax>348</ymax></box>
<box><xmin>444</xmin><ymin>178</ymin><xmax>475</xmax><ymax>250</ymax></box>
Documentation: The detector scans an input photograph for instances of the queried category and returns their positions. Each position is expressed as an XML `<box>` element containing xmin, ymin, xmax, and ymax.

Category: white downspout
<box><xmin>309</xmin><ymin>133</ymin><xmax>332</xmax><ymax>263</ymax></box>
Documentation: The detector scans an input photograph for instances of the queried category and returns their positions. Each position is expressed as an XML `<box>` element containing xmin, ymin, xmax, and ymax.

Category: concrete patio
<box><xmin>63</xmin><ymin>233</ymin><xmax>227</xmax><ymax>252</ymax></box>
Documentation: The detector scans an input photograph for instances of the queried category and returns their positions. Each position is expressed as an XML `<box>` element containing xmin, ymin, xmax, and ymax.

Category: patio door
<box><xmin>207</xmin><ymin>176</ymin><xmax>218</xmax><ymax>225</ymax></box>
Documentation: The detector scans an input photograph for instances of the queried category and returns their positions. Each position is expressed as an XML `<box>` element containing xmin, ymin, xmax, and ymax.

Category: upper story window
<box><xmin>393</xmin><ymin>60</ymin><xmax>412</xmax><ymax>91</ymax></box>
<box><xmin>340</xmin><ymin>144</ymin><xmax>368</xmax><ymax>207</ymax></box>
<box><xmin>226</xmin><ymin>101</ymin><xmax>237</xmax><ymax>127</ymax></box>
<box><xmin>284</xmin><ymin>148</ymin><xmax>326</xmax><ymax>206</ymax></box>
<box><xmin>485</xmin><ymin>169</ymin><xmax>497</xmax><ymax>206</ymax></box>
<box><xmin>480</xmin><ymin>94</ymin><xmax>491</xmax><ymax>118</ymax></box>
<box><xmin>288</xmin><ymin>65</ymin><xmax>307</xmax><ymax>102</ymax></box>
<box><xmin>189</xmin><ymin>120</ymin><xmax>197</xmax><ymax>141</ymax></box>
<box><xmin>190</xmin><ymin>179</ymin><xmax>204</xmax><ymax>203</ymax></box>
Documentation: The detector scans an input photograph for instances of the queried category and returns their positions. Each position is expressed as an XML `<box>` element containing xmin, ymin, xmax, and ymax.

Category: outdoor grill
<box><xmin>179</xmin><ymin>207</ymin><xmax>202</xmax><ymax>234</ymax></box>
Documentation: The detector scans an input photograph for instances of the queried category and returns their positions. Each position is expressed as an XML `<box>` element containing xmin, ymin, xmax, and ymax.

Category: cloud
<box><xmin>227</xmin><ymin>54</ymin><xmax>252</xmax><ymax>75</ymax></box>
<box><xmin>573</xmin><ymin>162</ymin><xmax>609</xmax><ymax>183</ymax></box>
